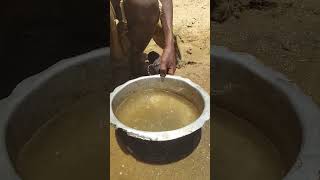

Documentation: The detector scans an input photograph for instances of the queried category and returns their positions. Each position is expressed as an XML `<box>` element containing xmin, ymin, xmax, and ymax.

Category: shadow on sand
<box><xmin>115</xmin><ymin>128</ymin><xmax>202</xmax><ymax>164</ymax></box>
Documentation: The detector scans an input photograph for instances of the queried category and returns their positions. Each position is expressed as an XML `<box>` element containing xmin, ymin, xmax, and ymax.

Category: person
<box><xmin>110</xmin><ymin>0</ymin><xmax>181</xmax><ymax>81</ymax></box>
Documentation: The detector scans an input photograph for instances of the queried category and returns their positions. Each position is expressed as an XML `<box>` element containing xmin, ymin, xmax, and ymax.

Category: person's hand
<box><xmin>159</xmin><ymin>45</ymin><xmax>176</xmax><ymax>76</ymax></box>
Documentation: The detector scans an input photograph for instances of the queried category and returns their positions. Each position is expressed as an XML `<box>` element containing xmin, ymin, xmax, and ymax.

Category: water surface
<box><xmin>115</xmin><ymin>89</ymin><xmax>200</xmax><ymax>131</ymax></box>
<box><xmin>212</xmin><ymin>108</ymin><xmax>285</xmax><ymax>180</ymax></box>
<box><xmin>16</xmin><ymin>93</ymin><xmax>107</xmax><ymax>180</ymax></box>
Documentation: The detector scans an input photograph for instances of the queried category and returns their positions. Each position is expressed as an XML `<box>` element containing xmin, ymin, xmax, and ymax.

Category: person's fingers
<box><xmin>160</xmin><ymin>69</ymin><xmax>167</xmax><ymax>77</ymax></box>
<box><xmin>172</xmin><ymin>63</ymin><xmax>176</xmax><ymax>74</ymax></box>
<box><xmin>168</xmin><ymin>61</ymin><xmax>176</xmax><ymax>75</ymax></box>
<box><xmin>168</xmin><ymin>67</ymin><xmax>174</xmax><ymax>75</ymax></box>
<box><xmin>159</xmin><ymin>60</ymin><xmax>168</xmax><ymax>76</ymax></box>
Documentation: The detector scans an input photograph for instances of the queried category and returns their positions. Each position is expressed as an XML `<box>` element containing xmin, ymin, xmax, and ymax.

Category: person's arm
<box><xmin>159</xmin><ymin>0</ymin><xmax>176</xmax><ymax>76</ymax></box>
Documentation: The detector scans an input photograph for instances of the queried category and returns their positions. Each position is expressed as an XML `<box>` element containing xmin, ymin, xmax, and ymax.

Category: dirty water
<box><xmin>115</xmin><ymin>89</ymin><xmax>200</xmax><ymax>131</ymax></box>
<box><xmin>15</xmin><ymin>92</ymin><xmax>210</xmax><ymax>180</ymax></box>
<box><xmin>16</xmin><ymin>93</ymin><xmax>107</xmax><ymax>180</ymax></box>
<box><xmin>212</xmin><ymin>107</ymin><xmax>286</xmax><ymax>180</ymax></box>
<box><xmin>14</xmin><ymin>90</ymin><xmax>284</xmax><ymax>180</ymax></box>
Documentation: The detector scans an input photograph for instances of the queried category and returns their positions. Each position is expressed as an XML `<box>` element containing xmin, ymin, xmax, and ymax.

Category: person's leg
<box><xmin>110</xmin><ymin>2</ymin><xmax>127</xmax><ymax>61</ymax></box>
<box><xmin>110</xmin><ymin>2</ymin><xmax>131</xmax><ymax>87</ymax></box>
<box><xmin>124</xmin><ymin>0</ymin><xmax>160</xmax><ymax>77</ymax></box>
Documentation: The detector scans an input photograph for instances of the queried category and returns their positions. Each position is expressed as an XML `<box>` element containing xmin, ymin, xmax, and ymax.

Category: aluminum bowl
<box><xmin>110</xmin><ymin>75</ymin><xmax>210</xmax><ymax>141</ymax></box>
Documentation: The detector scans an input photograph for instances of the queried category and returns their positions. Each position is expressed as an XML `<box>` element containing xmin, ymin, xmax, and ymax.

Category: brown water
<box><xmin>115</xmin><ymin>89</ymin><xmax>200</xmax><ymax>131</ymax></box>
<box><xmin>212</xmin><ymin>108</ymin><xmax>286</xmax><ymax>180</ymax></box>
<box><xmin>16</xmin><ymin>93</ymin><xmax>107</xmax><ymax>180</ymax></box>
<box><xmin>15</xmin><ymin>91</ymin><xmax>282</xmax><ymax>180</ymax></box>
<box><xmin>15</xmin><ymin>92</ymin><xmax>210</xmax><ymax>180</ymax></box>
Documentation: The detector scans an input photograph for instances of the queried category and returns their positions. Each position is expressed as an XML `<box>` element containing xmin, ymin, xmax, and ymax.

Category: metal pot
<box><xmin>110</xmin><ymin>75</ymin><xmax>210</xmax><ymax>141</ymax></box>
<box><xmin>0</xmin><ymin>46</ymin><xmax>319</xmax><ymax>179</ymax></box>
<box><xmin>212</xmin><ymin>45</ymin><xmax>320</xmax><ymax>180</ymax></box>
<box><xmin>0</xmin><ymin>48</ymin><xmax>110</xmax><ymax>179</ymax></box>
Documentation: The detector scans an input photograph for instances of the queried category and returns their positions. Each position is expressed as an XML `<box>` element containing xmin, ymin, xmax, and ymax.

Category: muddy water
<box><xmin>15</xmin><ymin>92</ymin><xmax>210</xmax><ymax>180</ymax></box>
<box><xmin>14</xmin><ymin>90</ymin><xmax>284</xmax><ymax>180</ymax></box>
<box><xmin>16</xmin><ymin>93</ymin><xmax>107</xmax><ymax>180</ymax></box>
<box><xmin>212</xmin><ymin>108</ymin><xmax>285</xmax><ymax>180</ymax></box>
<box><xmin>115</xmin><ymin>89</ymin><xmax>200</xmax><ymax>131</ymax></box>
<box><xmin>16</xmin><ymin>91</ymin><xmax>285</xmax><ymax>180</ymax></box>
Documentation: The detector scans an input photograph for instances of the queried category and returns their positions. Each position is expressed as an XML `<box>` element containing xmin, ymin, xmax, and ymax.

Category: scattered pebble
<box><xmin>187</xmin><ymin>61</ymin><xmax>197</xmax><ymax>65</ymax></box>
<box><xmin>120</xmin><ymin>172</ymin><xmax>123</xmax><ymax>175</ymax></box>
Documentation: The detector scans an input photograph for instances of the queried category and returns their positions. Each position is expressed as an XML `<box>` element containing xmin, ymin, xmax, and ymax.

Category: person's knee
<box><xmin>125</xmin><ymin>0</ymin><xmax>160</xmax><ymax>27</ymax></box>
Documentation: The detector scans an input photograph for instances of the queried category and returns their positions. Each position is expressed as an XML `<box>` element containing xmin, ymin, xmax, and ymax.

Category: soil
<box><xmin>212</xmin><ymin>0</ymin><xmax>320</xmax><ymax>106</ymax></box>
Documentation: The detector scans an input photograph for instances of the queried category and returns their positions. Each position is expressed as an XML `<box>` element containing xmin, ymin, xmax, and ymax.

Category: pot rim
<box><xmin>212</xmin><ymin>45</ymin><xmax>320</xmax><ymax>180</ymax></box>
<box><xmin>0</xmin><ymin>48</ymin><xmax>109</xmax><ymax>180</ymax></box>
<box><xmin>110</xmin><ymin>75</ymin><xmax>210</xmax><ymax>141</ymax></box>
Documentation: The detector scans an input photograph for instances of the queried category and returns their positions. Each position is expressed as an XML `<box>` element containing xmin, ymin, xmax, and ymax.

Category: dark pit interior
<box><xmin>0</xmin><ymin>0</ymin><xmax>108</xmax><ymax>99</ymax></box>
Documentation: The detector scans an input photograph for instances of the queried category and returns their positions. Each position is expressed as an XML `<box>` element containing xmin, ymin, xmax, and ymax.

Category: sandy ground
<box><xmin>146</xmin><ymin>0</ymin><xmax>210</xmax><ymax>93</ymax></box>
<box><xmin>110</xmin><ymin>0</ymin><xmax>211</xmax><ymax>179</ymax></box>
<box><xmin>212</xmin><ymin>0</ymin><xmax>320</xmax><ymax>106</ymax></box>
